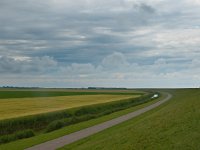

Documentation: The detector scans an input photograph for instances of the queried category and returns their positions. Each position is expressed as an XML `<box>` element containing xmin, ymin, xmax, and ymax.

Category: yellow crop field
<box><xmin>0</xmin><ymin>94</ymin><xmax>139</xmax><ymax>120</ymax></box>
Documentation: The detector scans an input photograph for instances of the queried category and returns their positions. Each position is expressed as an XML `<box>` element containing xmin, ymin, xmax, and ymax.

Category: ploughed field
<box><xmin>0</xmin><ymin>94</ymin><xmax>138</xmax><ymax>120</ymax></box>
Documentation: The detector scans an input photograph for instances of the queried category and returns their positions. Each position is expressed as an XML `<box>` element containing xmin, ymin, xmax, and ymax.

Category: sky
<box><xmin>0</xmin><ymin>0</ymin><xmax>199</xmax><ymax>88</ymax></box>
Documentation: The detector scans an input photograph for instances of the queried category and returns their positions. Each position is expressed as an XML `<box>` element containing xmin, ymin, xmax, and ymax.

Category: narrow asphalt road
<box><xmin>26</xmin><ymin>93</ymin><xmax>172</xmax><ymax>150</ymax></box>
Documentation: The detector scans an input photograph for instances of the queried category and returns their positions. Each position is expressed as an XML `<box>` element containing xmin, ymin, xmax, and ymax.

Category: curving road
<box><xmin>26</xmin><ymin>92</ymin><xmax>172</xmax><ymax>150</ymax></box>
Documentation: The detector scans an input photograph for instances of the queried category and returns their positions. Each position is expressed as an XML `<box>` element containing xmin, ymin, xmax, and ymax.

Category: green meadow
<box><xmin>60</xmin><ymin>89</ymin><xmax>200</xmax><ymax>150</ymax></box>
<box><xmin>0</xmin><ymin>90</ymin><xmax>161</xmax><ymax>150</ymax></box>
<box><xmin>0</xmin><ymin>89</ymin><xmax>155</xmax><ymax>146</ymax></box>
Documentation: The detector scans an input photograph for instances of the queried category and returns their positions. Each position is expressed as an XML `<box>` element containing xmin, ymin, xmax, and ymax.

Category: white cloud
<box><xmin>101</xmin><ymin>52</ymin><xmax>129</xmax><ymax>69</ymax></box>
<box><xmin>185</xmin><ymin>0</ymin><xmax>200</xmax><ymax>5</ymax></box>
<box><xmin>153</xmin><ymin>29</ymin><xmax>200</xmax><ymax>48</ymax></box>
<box><xmin>0</xmin><ymin>56</ymin><xmax>57</xmax><ymax>74</ymax></box>
<box><xmin>64</xmin><ymin>63</ymin><xmax>96</xmax><ymax>75</ymax></box>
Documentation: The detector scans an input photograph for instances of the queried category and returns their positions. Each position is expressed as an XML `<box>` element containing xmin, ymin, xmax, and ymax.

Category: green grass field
<box><xmin>0</xmin><ymin>92</ymin><xmax>164</xmax><ymax>150</ymax></box>
<box><xmin>0</xmin><ymin>94</ymin><xmax>137</xmax><ymax>120</ymax></box>
<box><xmin>60</xmin><ymin>89</ymin><xmax>200</xmax><ymax>150</ymax></box>
<box><xmin>0</xmin><ymin>89</ymin><xmax>152</xmax><ymax>145</ymax></box>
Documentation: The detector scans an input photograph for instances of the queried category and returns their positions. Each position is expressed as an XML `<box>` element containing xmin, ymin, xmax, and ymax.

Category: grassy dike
<box><xmin>60</xmin><ymin>89</ymin><xmax>200</xmax><ymax>150</ymax></box>
<box><xmin>0</xmin><ymin>93</ymin><xmax>165</xmax><ymax>150</ymax></box>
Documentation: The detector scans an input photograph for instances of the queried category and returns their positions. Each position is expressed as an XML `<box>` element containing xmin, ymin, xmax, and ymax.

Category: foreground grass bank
<box><xmin>0</xmin><ymin>92</ymin><xmax>164</xmax><ymax>150</ymax></box>
<box><xmin>60</xmin><ymin>89</ymin><xmax>199</xmax><ymax>150</ymax></box>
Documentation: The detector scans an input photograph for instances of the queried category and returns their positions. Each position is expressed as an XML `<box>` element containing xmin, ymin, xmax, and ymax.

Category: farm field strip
<box><xmin>0</xmin><ymin>89</ymin><xmax>144</xmax><ymax>99</ymax></box>
<box><xmin>0</xmin><ymin>95</ymin><xmax>139</xmax><ymax>120</ymax></box>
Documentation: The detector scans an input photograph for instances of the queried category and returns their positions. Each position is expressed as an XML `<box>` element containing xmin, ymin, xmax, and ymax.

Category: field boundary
<box><xmin>26</xmin><ymin>92</ymin><xmax>172</xmax><ymax>150</ymax></box>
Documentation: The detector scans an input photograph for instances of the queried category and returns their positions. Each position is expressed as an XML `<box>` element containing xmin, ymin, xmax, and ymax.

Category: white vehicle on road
<box><xmin>152</xmin><ymin>94</ymin><xmax>159</xmax><ymax>99</ymax></box>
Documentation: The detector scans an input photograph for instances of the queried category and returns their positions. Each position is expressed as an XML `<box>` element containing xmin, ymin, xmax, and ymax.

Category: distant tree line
<box><xmin>0</xmin><ymin>86</ymin><xmax>40</xmax><ymax>89</ymax></box>
<box><xmin>88</xmin><ymin>87</ymin><xmax>127</xmax><ymax>90</ymax></box>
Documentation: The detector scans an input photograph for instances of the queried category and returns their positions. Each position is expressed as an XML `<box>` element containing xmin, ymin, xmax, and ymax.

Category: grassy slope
<box><xmin>60</xmin><ymin>89</ymin><xmax>200</xmax><ymax>150</ymax></box>
<box><xmin>0</xmin><ymin>95</ymin><xmax>137</xmax><ymax>120</ymax></box>
<box><xmin>0</xmin><ymin>93</ymin><xmax>165</xmax><ymax>150</ymax></box>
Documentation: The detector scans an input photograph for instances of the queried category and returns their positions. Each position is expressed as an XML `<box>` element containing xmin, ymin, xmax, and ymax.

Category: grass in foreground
<box><xmin>60</xmin><ymin>89</ymin><xmax>200</xmax><ymax>150</ymax></box>
<box><xmin>0</xmin><ymin>95</ymin><xmax>137</xmax><ymax>120</ymax></box>
<box><xmin>0</xmin><ymin>93</ymin><xmax>164</xmax><ymax>150</ymax></box>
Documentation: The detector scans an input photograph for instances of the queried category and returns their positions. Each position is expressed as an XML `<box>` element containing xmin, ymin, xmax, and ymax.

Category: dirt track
<box><xmin>26</xmin><ymin>93</ymin><xmax>172</xmax><ymax>150</ymax></box>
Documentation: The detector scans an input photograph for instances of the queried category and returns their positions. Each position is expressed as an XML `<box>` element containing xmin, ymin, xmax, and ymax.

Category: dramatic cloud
<box><xmin>0</xmin><ymin>0</ymin><xmax>199</xmax><ymax>88</ymax></box>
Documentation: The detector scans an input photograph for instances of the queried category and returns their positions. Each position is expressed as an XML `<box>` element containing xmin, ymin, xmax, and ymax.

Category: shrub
<box><xmin>15</xmin><ymin>129</ymin><xmax>35</xmax><ymax>139</ymax></box>
<box><xmin>0</xmin><ymin>134</ymin><xmax>16</xmax><ymax>144</ymax></box>
<box><xmin>0</xmin><ymin>129</ymin><xmax>35</xmax><ymax>144</ymax></box>
<box><xmin>45</xmin><ymin>114</ymin><xmax>98</xmax><ymax>133</ymax></box>
<box><xmin>0</xmin><ymin>110</ymin><xmax>72</xmax><ymax>136</ymax></box>
<box><xmin>45</xmin><ymin>120</ymin><xmax>65</xmax><ymax>133</ymax></box>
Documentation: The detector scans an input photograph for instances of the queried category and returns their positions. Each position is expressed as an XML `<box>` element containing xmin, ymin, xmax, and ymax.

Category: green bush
<box><xmin>15</xmin><ymin>129</ymin><xmax>35</xmax><ymax>139</ymax></box>
<box><xmin>0</xmin><ymin>110</ymin><xmax>72</xmax><ymax>136</ymax></box>
<box><xmin>45</xmin><ymin>115</ymin><xmax>96</xmax><ymax>133</ymax></box>
<box><xmin>45</xmin><ymin>120</ymin><xmax>65</xmax><ymax>133</ymax></box>
<box><xmin>71</xmin><ymin>115</ymin><xmax>95</xmax><ymax>124</ymax></box>
<box><xmin>0</xmin><ymin>129</ymin><xmax>35</xmax><ymax>144</ymax></box>
<box><xmin>0</xmin><ymin>134</ymin><xmax>16</xmax><ymax>144</ymax></box>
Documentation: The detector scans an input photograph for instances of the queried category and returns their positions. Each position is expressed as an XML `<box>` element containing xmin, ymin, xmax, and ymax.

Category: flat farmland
<box><xmin>0</xmin><ymin>89</ymin><xmax>143</xmax><ymax>99</ymax></box>
<box><xmin>0</xmin><ymin>94</ymin><xmax>139</xmax><ymax>120</ymax></box>
<box><xmin>0</xmin><ymin>89</ymin><xmax>154</xmax><ymax>147</ymax></box>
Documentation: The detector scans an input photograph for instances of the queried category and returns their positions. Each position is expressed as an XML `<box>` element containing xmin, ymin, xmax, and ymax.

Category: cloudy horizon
<box><xmin>0</xmin><ymin>0</ymin><xmax>200</xmax><ymax>88</ymax></box>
